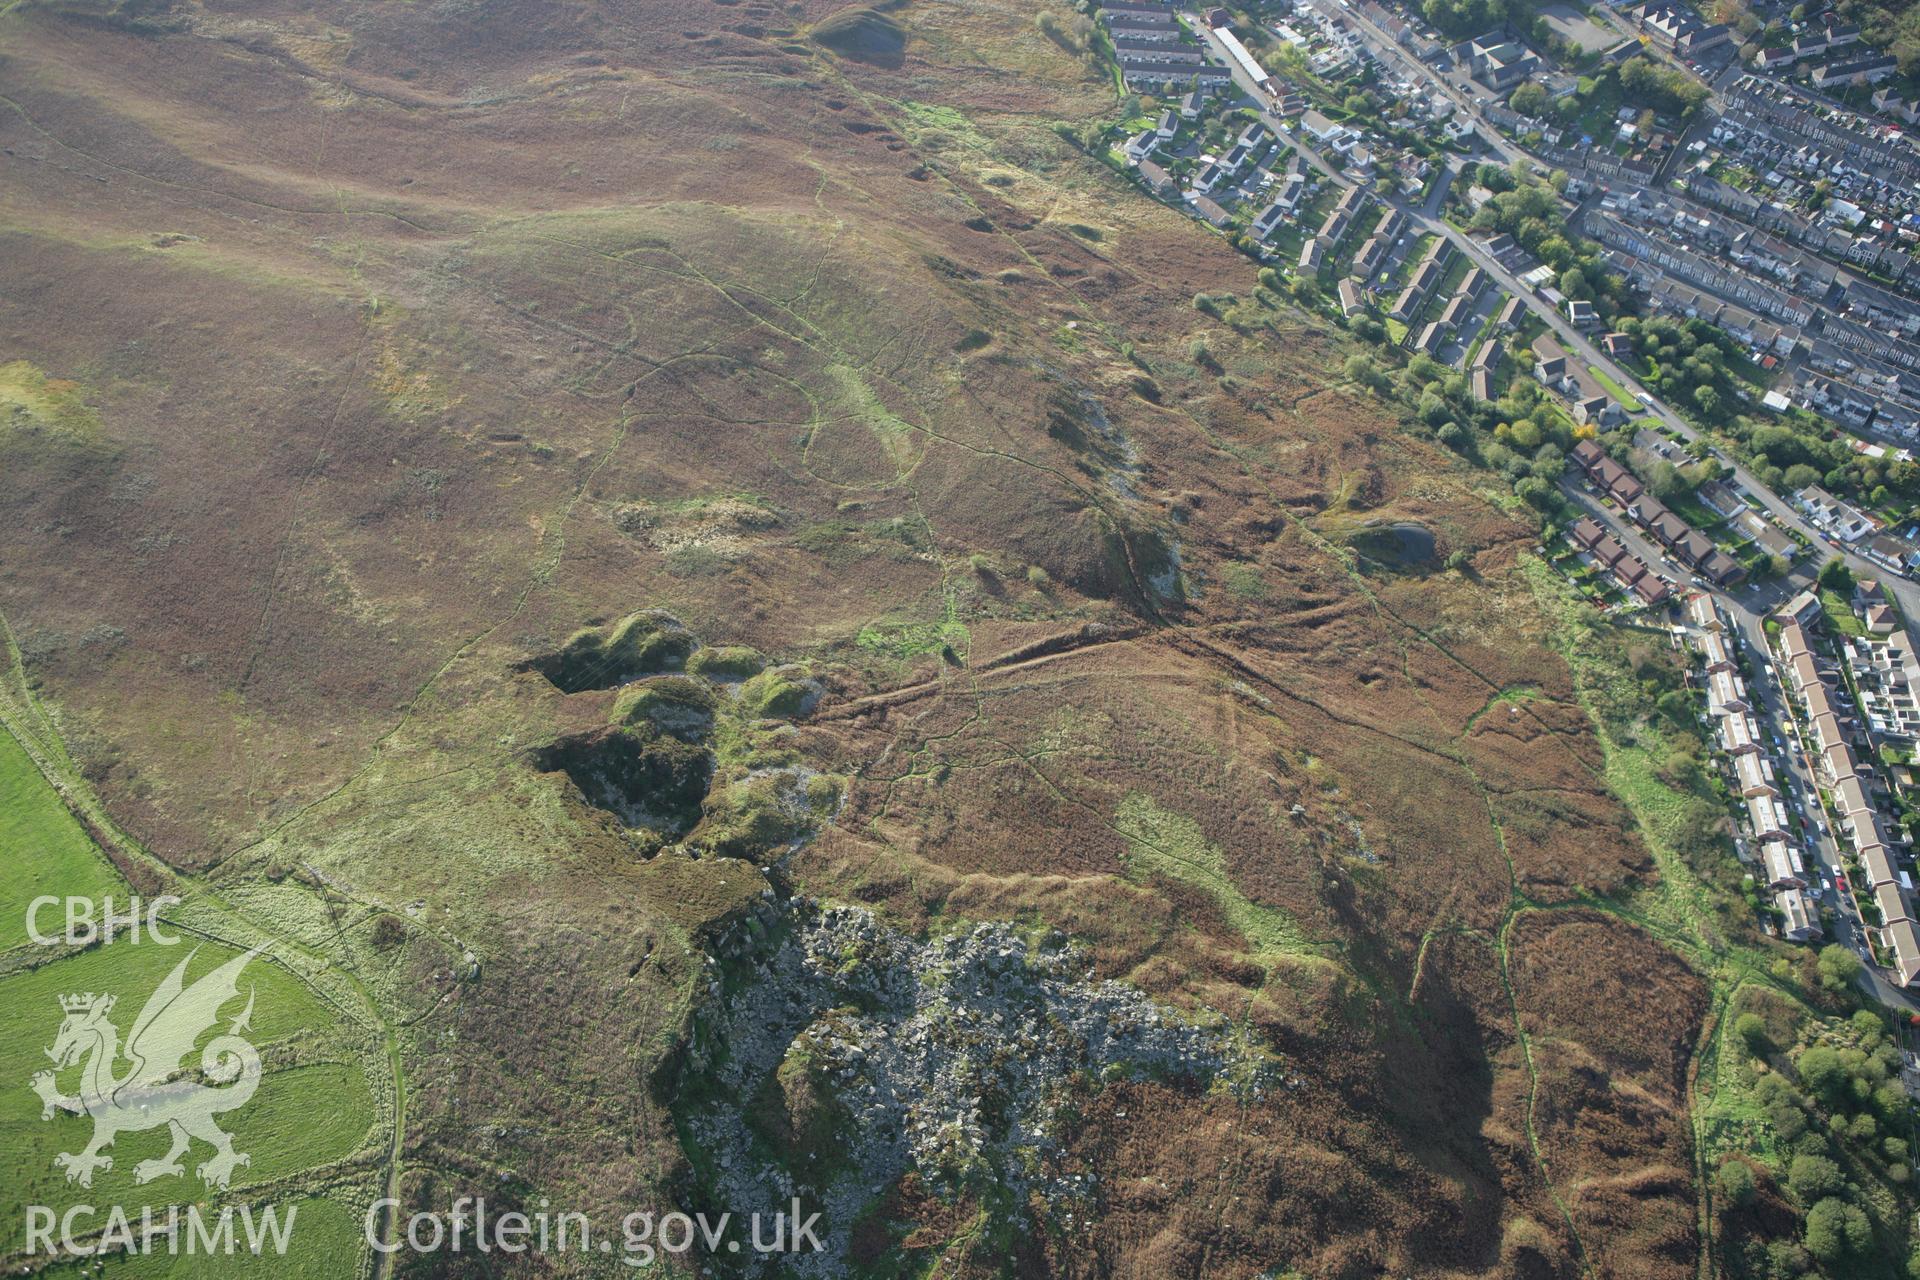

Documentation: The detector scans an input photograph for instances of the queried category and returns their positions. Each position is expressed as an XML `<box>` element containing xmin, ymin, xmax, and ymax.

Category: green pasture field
<box><xmin>0</xmin><ymin>733</ymin><xmax>380</xmax><ymax>1276</ymax></box>
<box><xmin>0</xmin><ymin>942</ymin><xmax>378</xmax><ymax>1252</ymax></box>
<box><xmin>1</xmin><ymin>724</ymin><xmax>124</xmax><ymax>952</ymax></box>
<box><xmin>35</xmin><ymin>1197</ymin><xmax>366</xmax><ymax>1280</ymax></box>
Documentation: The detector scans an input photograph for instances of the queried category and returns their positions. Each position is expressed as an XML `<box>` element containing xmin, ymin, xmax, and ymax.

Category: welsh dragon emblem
<box><xmin>32</xmin><ymin>946</ymin><xmax>265</xmax><ymax>1189</ymax></box>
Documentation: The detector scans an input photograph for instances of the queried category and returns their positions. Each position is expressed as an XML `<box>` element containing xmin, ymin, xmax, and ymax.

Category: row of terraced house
<box><xmin>1569</xmin><ymin>440</ymin><xmax>1747</xmax><ymax>587</ymax></box>
<box><xmin>1776</xmin><ymin>600</ymin><xmax>1920</xmax><ymax>984</ymax></box>
<box><xmin>1690</xmin><ymin>594</ymin><xmax>1823</xmax><ymax>941</ymax></box>
<box><xmin>1566</xmin><ymin>516</ymin><xmax>1673</xmax><ymax>607</ymax></box>
<box><xmin>1101</xmin><ymin>2</ymin><xmax>1235</xmax><ymax>91</ymax></box>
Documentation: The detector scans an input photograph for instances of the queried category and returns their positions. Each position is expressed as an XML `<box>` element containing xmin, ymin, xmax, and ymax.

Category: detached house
<box><xmin>1338</xmin><ymin>278</ymin><xmax>1366</xmax><ymax>318</ymax></box>
<box><xmin>1251</xmin><ymin>201</ymin><xmax>1288</xmax><ymax>242</ymax></box>
<box><xmin>1574</xmin><ymin>394</ymin><xmax>1617</xmax><ymax>426</ymax></box>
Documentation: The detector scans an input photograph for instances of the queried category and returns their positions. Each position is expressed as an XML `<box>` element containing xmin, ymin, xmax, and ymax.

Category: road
<box><xmin>1193</xmin><ymin>21</ymin><xmax>1704</xmax><ymax>465</ymax></box>
<box><xmin>1301</xmin><ymin>0</ymin><xmax>1530</xmax><ymax>169</ymax></box>
<box><xmin>1722</xmin><ymin>599</ymin><xmax>1920</xmax><ymax>1012</ymax></box>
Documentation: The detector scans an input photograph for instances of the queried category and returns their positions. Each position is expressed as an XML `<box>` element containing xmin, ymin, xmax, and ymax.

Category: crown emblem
<box><xmin>58</xmin><ymin>992</ymin><xmax>113</xmax><ymax>1015</ymax></box>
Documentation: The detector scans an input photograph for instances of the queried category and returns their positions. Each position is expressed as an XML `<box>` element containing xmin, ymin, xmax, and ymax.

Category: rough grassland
<box><xmin>1114</xmin><ymin>790</ymin><xmax>1325</xmax><ymax>962</ymax></box>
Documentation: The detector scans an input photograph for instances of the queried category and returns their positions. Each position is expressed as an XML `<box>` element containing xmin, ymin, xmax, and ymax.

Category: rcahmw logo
<box><xmin>32</xmin><ymin>946</ymin><xmax>266</xmax><ymax>1188</ymax></box>
<box><xmin>26</xmin><ymin>1202</ymin><xmax>298</xmax><ymax>1259</ymax></box>
<box><xmin>24</xmin><ymin>945</ymin><xmax>293</xmax><ymax>1258</ymax></box>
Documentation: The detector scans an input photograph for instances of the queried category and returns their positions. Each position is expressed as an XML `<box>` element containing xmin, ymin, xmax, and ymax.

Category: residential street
<box><xmin>1565</xmin><ymin>484</ymin><xmax>1920</xmax><ymax>1011</ymax></box>
<box><xmin>1302</xmin><ymin>0</ymin><xmax>1531</xmax><ymax>169</ymax></box>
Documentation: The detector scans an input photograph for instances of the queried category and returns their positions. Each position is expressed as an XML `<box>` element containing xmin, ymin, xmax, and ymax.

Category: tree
<box><xmin>1345</xmin><ymin>354</ymin><xmax>1389</xmax><ymax>395</ymax></box>
<box><xmin>1798</xmin><ymin>1044</ymin><xmax>1853</xmax><ymax>1104</ymax></box>
<box><xmin>1769</xmin><ymin>1241</ymin><xmax>1815</xmax><ymax>1276</ymax></box>
<box><xmin>1817</xmin><ymin>558</ymin><xmax>1855</xmax><ymax>595</ymax></box>
<box><xmin>1649</xmin><ymin>460</ymin><xmax>1695</xmax><ymax>502</ymax></box>
<box><xmin>1475</xmin><ymin>162</ymin><xmax>1515</xmax><ymax>194</ymax></box>
<box><xmin>1510</xmin><ymin>82</ymin><xmax>1549</xmax><ymax>117</ymax></box>
<box><xmin>1786</xmin><ymin>1152</ymin><xmax>1844</xmax><ymax>1203</ymax></box>
<box><xmin>1804</xmin><ymin>1197</ymin><xmax>1872</xmax><ymax>1264</ymax></box>
<box><xmin>1619</xmin><ymin>55</ymin><xmax>1710</xmax><ymax>118</ymax></box>
<box><xmin>1515</xmin><ymin>476</ymin><xmax>1553</xmax><ymax>508</ymax></box>
<box><xmin>1784</xmin><ymin>462</ymin><xmax>1822</xmax><ymax>490</ymax></box>
<box><xmin>1035</xmin><ymin>10</ymin><xmax>1086</xmax><ymax>51</ymax></box>
<box><xmin>1735</xmin><ymin>1012</ymin><xmax>1771</xmax><ymax>1054</ymax></box>
<box><xmin>1715</xmin><ymin>1159</ymin><xmax>1757</xmax><ymax>1208</ymax></box>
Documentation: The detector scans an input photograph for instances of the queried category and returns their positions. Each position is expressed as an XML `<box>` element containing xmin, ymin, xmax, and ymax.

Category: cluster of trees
<box><xmin>1648</xmin><ymin>455</ymin><xmax>1721</xmax><ymax>504</ymax></box>
<box><xmin>1034</xmin><ymin>9</ymin><xmax>1095</xmax><ymax>54</ymax></box>
<box><xmin>1617</xmin><ymin>55</ymin><xmax>1710</xmax><ymax>119</ymax></box>
<box><xmin>1419</xmin><ymin>0</ymin><xmax>1522</xmax><ymax>37</ymax></box>
<box><xmin>1348</xmin><ymin>343</ymin><xmax>1580</xmax><ymax>516</ymax></box>
<box><xmin>1616</xmin><ymin>314</ymin><xmax>1740</xmax><ymax>423</ymax></box>
<box><xmin>1506</xmin><ymin>80</ymin><xmax>1561</xmax><ymax>120</ymax></box>
<box><xmin>1504</xmin><ymin>59</ymin><xmax>1706</xmax><ymax>149</ymax></box>
<box><xmin>1816</xmin><ymin>940</ymin><xmax>1864</xmax><ymax>991</ymax></box>
<box><xmin>1733</xmin><ymin>417</ymin><xmax>1920</xmax><ymax>515</ymax></box>
<box><xmin>1346</xmin><ymin>282</ymin><xmax>1920</xmax><ymax>529</ymax></box>
<box><xmin>1419</xmin><ymin>0</ymin><xmax>1611</xmax><ymax>59</ymax></box>
<box><xmin>1827</xmin><ymin>0</ymin><xmax>1920</xmax><ymax>77</ymax></box>
<box><xmin>1606</xmin><ymin>317</ymin><xmax>1920</xmax><ymax>516</ymax></box>
<box><xmin>1466</xmin><ymin>166</ymin><xmax>1625</xmax><ymax>313</ymax></box>
<box><xmin>1721</xmin><ymin>1003</ymin><xmax>1920</xmax><ymax>1279</ymax></box>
